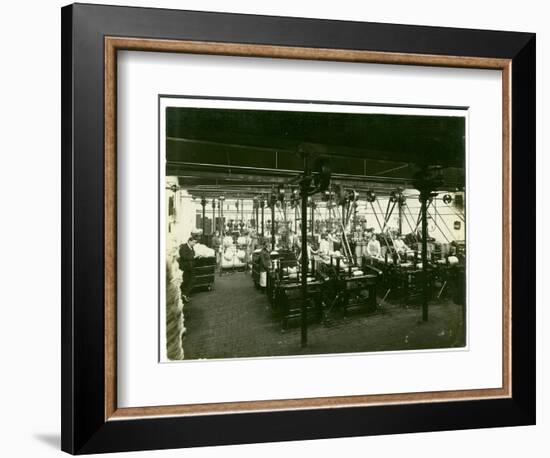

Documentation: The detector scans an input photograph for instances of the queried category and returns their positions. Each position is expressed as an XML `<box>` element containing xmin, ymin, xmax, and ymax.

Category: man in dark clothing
<box><xmin>178</xmin><ymin>237</ymin><xmax>198</xmax><ymax>303</ymax></box>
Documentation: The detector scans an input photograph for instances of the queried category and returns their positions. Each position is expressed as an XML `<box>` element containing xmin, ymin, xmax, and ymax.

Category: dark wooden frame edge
<box><xmin>61</xmin><ymin>3</ymin><xmax>536</xmax><ymax>454</ymax></box>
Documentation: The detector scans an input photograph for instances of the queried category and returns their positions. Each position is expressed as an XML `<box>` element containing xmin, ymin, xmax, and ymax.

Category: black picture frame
<box><xmin>61</xmin><ymin>3</ymin><xmax>535</xmax><ymax>454</ymax></box>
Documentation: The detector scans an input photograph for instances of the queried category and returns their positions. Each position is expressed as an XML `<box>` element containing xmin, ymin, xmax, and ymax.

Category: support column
<box><xmin>211</xmin><ymin>199</ymin><xmax>216</xmax><ymax>235</ymax></box>
<box><xmin>218</xmin><ymin>199</ymin><xmax>221</xmax><ymax>234</ymax></box>
<box><xmin>342</xmin><ymin>202</ymin><xmax>346</xmax><ymax>226</ymax></box>
<box><xmin>353</xmin><ymin>201</ymin><xmax>357</xmax><ymax>232</ymax></box>
<box><xmin>300</xmin><ymin>159</ymin><xmax>310</xmax><ymax>348</ymax></box>
<box><xmin>260</xmin><ymin>199</ymin><xmax>265</xmax><ymax>239</ymax></box>
<box><xmin>420</xmin><ymin>192</ymin><xmax>429</xmax><ymax>322</ymax></box>
<box><xmin>220</xmin><ymin>197</ymin><xmax>225</xmax><ymax>236</ymax></box>
<box><xmin>271</xmin><ymin>202</ymin><xmax>276</xmax><ymax>251</ymax></box>
<box><xmin>254</xmin><ymin>198</ymin><xmax>259</xmax><ymax>232</ymax></box>
<box><xmin>310</xmin><ymin>199</ymin><xmax>315</xmax><ymax>238</ymax></box>
<box><xmin>200</xmin><ymin>197</ymin><xmax>206</xmax><ymax>243</ymax></box>
<box><xmin>413</xmin><ymin>166</ymin><xmax>441</xmax><ymax>323</ymax></box>
<box><xmin>398</xmin><ymin>195</ymin><xmax>403</xmax><ymax>236</ymax></box>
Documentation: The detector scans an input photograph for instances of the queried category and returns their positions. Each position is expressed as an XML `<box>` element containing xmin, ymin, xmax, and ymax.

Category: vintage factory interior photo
<box><xmin>163</xmin><ymin>103</ymin><xmax>467</xmax><ymax>361</ymax></box>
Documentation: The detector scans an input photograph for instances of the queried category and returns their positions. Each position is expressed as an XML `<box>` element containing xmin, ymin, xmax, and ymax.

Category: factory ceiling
<box><xmin>166</xmin><ymin>107</ymin><xmax>466</xmax><ymax>196</ymax></box>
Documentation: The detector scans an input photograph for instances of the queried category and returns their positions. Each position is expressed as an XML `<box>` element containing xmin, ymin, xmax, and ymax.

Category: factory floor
<box><xmin>182</xmin><ymin>271</ymin><xmax>466</xmax><ymax>360</ymax></box>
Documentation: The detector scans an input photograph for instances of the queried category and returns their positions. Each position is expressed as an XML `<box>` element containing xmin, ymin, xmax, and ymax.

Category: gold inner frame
<box><xmin>104</xmin><ymin>37</ymin><xmax>512</xmax><ymax>421</ymax></box>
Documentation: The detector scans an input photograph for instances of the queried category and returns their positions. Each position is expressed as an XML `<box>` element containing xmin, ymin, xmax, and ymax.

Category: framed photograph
<box><xmin>61</xmin><ymin>3</ymin><xmax>536</xmax><ymax>454</ymax></box>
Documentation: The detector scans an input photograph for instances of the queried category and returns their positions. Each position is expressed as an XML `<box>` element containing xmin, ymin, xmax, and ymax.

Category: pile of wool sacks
<box><xmin>193</xmin><ymin>242</ymin><xmax>215</xmax><ymax>258</ymax></box>
<box><xmin>220</xmin><ymin>236</ymin><xmax>246</xmax><ymax>268</ymax></box>
<box><xmin>222</xmin><ymin>245</ymin><xmax>246</xmax><ymax>267</ymax></box>
<box><xmin>165</xmin><ymin>253</ymin><xmax>185</xmax><ymax>360</ymax></box>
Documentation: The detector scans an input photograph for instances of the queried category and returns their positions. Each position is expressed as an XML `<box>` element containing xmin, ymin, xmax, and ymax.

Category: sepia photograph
<box><xmin>162</xmin><ymin>98</ymin><xmax>467</xmax><ymax>361</ymax></box>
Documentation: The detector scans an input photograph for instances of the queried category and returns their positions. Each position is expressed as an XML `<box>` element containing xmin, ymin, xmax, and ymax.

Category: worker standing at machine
<box><xmin>259</xmin><ymin>242</ymin><xmax>271</xmax><ymax>291</ymax></box>
<box><xmin>367</xmin><ymin>234</ymin><xmax>382</xmax><ymax>259</ymax></box>
<box><xmin>178</xmin><ymin>236</ymin><xmax>198</xmax><ymax>303</ymax></box>
<box><xmin>361</xmin><ymin>230</ymin><xmax>371</xmax><ymax>258</ymax></box>
<box><xmin>327</xmin><ymin>230</ymin><xmax>339</xmax><ymax>253</ymax></box>
<box><xmin>211</xmin><ymin>230</ymin><xmax>221</xmax><ymax>270</ymax></box>
<box><xmin>287</xmin><ymin>228</ymin><xmax>297</xmax><ymax>253</ymax></box>
<box><xmin>242</xmin><ymin>230</ymin><xmax>253</xmax><ymax>269</ymax></box>
<box><xmin>319</xmin><ymin>233</ymin><xmax>330</xmax><ymax>257</ymax></box>
<box><xmin>297</xmin><ymin>238</ymin><xmax>318</xmax><ymax>263</ymax></box>
<box><xmin>333</xmin><ymin>228</ymin><xmax>343</xmax><ymax>252</ymax></box>
<box><xmin>393</xmin><ymin>235</ymin><xmax>410</xmax><ymax>255</ymax></box>
<box><xmin>249</xmin><ymin>229</ymin><xmax>258</xmax><ymax>251</ymax></box>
